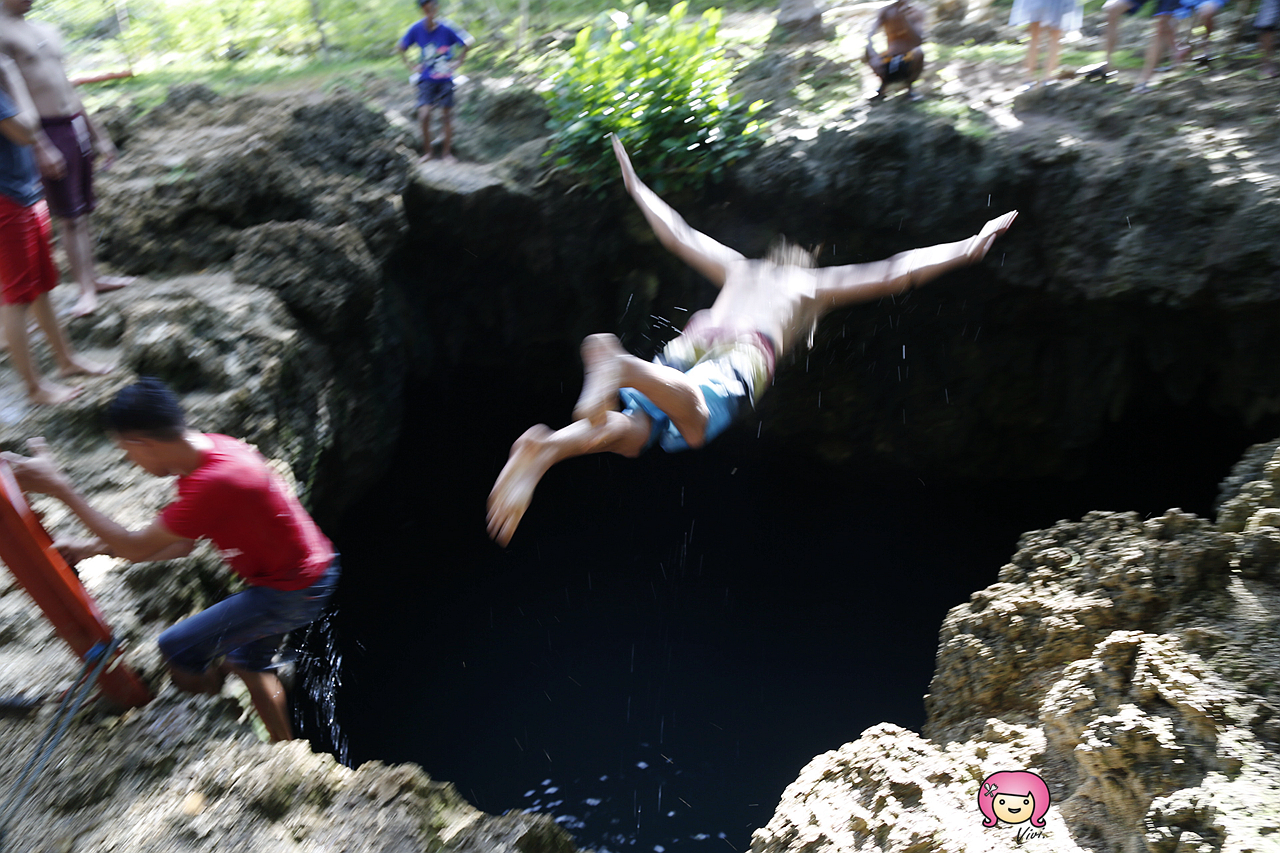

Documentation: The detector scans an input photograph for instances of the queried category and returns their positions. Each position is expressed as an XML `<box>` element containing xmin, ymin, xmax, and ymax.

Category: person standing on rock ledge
<box><xmin>1</xmin><ymin>378</ymin><xmax>340</xmax><ymax>742</ymax></box>
<box><xmin>0</xmin><ymin>0</ymin><xmax>133</xmax><ymax>318</ymax></box>
<box><xmin>0</xmin><ymin>54</ymin><xmax>109</xmax><ymax>404</ymax></box>
<box><xmin>485</xmin><ymin>134</ymin><xmax>1018</xmax><ymax>547</ymax></box>
<box><xmin>397</xmin><ymin>0</ymin><xmax>473</xmax><ymax>162</ymax></box>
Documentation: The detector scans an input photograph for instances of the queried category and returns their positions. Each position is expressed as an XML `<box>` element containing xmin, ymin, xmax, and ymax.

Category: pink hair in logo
<box><xmin>977</xmin><ymin>770</ymin><xmax>1051</xmax><ymax>828</ymax></box>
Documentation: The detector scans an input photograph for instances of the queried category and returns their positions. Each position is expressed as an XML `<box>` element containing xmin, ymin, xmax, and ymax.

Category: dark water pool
<box><xmin>303</xmin><ymin>370</ymin><xmax>1269</xmax><ymax>852</ymax></box>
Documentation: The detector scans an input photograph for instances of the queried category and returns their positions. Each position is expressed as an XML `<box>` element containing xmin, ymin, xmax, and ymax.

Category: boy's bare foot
<box><xmin>95</xmin><ymin>276</ymin><xmax>133</xmax><ymax>293</ymax></box>
<box><xmin>419</xmin><ymin>151</ymin><xmax>434</xmax><ymax>162</ymax></box>
<box><xmin>30</xmin><ymin>381</ymin><xmax>83</xmax><ymax>406</ymax></box>
<box><xmin>59</xmin><ymin>356</ymin><xmax>113</xmax><ymax>378</ymax></box>
<box><xmin>573</xmin><ymin>333</ymin><xmax>628</xmax><ymax>426</ymax></box>
<box><xmin>487</xmin><ymin>425</ymin><xmax>556</xmax><ymax>547</ymax></box>
<box><xmin>69</xmin><ymin>290</ymin><xmax>98</xmax><ymax>318</ymax></box>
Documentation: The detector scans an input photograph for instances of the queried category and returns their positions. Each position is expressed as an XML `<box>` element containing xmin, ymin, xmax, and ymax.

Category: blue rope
<box><xmin>0</xmin><ymin>636</ymin><xmax>121</xmax><ymax>851</ymax></box>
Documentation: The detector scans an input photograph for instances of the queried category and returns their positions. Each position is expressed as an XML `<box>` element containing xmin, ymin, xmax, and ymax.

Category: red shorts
<box><xmin>0</xmin><ymin>196</ymin><xmax>59</xmax><ymax>306</ymax></box>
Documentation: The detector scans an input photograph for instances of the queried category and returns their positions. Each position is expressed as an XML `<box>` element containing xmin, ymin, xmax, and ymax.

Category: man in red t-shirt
<box><xmin>1</xmin><ymin>378</ymin><xmax>338</xmax><ymax>741</ymax></box>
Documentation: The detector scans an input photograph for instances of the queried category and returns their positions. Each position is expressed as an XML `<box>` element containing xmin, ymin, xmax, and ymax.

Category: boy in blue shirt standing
<box><xmin>397</xmin><ymin>0</ymin><xmax>473</xmax><ymax>162</ymax></box>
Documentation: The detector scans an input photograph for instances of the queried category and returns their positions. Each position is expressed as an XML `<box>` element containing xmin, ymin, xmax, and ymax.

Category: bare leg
<box><xmin>574</xmin><ymin>333</ymin><xmax>709</xmax><ymax>447</ymax></box>
<box><xmin>865</xmin><ymin>46</ymin><xmax>888</xmax><ymax>99</ymax></box>
<box><xmin>56</xmin><ymin>216</ymin><xmax>99</xmax><ymax>318</ymax></box>
<box><xmin>419</xmin><ymin>106</ymin><xmax>434</xmax><ymax>161</ymax></box>
<box><xmin>229</xmin><ymin>664</ymin><xmax>293</xmax><ymax>742</ymax></box>
<box><xmin>1026</xmin><ymin>21</ymin><xmax>1043</xmax><ymax>81</ymax></box>
<box><xmin>28</xmin><ymin>293</ymin><xmax>111</xmax><ymax>378</ymax></box>
<box><xmin>487</xmin><ymin>412</ymin><xmax>653</xmax><ymax>546</ymax></box>
<box><xmin>441</xmin><ymin>107</ymin><xmax>455</xmax><ymax>160</ymax></box>
<box><xmin>1</xmin><ymin>303</ymin><xmax>81</xmax><ymax>405</ymax></box>
<box><xmin>1045</xmin><ymin>26</ymin><xmax>1062</xmax><ymax>79</ymax></box>
<box><xmin>1137</xmin><ymin>16</ymin><xmax>1175</xmax><ymax>88</ymax></box>
<box><xmin>1262</xmin><ymin>30</ymin><xmax>1276</xmax><ymax>77</ymax></box>
<box><xmin>1104</xmin><ymin>0</ymin><xmax>1126</xmax><ymax>68</ymax></box>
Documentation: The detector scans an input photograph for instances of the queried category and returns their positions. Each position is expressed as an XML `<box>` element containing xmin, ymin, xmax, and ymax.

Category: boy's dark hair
<box><xmin>105</xmin><ymin>377</ymin><xmax>187</xmax><ymax>441</ymax></box>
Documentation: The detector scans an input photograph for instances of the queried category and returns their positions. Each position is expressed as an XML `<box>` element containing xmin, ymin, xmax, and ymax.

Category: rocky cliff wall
<box><xmin>2</xmin><ymin>51</ymin><xmax>1278</xmax><ymax>850</ymax></box>
<box><xmin>748</xmin><ymin>445</ymin><xmax>1280</xmax><ymax>853</ymax></box>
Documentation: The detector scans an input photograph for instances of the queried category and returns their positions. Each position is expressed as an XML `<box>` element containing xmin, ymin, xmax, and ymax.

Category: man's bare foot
<box><xmin>95</xmin><ymin>276</ymin><xmax>133</xmax><ymax>293</ymax></box>
<box><xmin>573</xmin><ymin>333</ymin><xmax>629</xmax><ymax>426</ymax></box>
<box><xmin>59</xmin><ymin>356</ymin><xmax>113</xmax><ymax>378</ymax></box>
<box><xmin>487</xmin><ymin>425</ymin><xmax>556</xmax><ymax>547</ymax></box>
<box><xmin>419</xmin><ymin>151</ymin><xmax>434</xmax><ymax>162</ymax></box>
<box><xmin>30</xmin><ymin>381</ymin><xmax>83</xmax><ymax>406</ymax></box>
<box><xmin>69</xmin><ymin>290</ymin><xmax>99</xmax><ymax>318</ymax></box>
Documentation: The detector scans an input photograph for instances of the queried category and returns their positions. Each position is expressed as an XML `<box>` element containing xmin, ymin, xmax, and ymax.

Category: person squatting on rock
<box><xmin>864</xmin><ymin>0</ymin><xmax>926</xmax><ymax>101</ymax></box>
<box><xmin>485</xmin><ymin>134</ymin><xmax>1018</xmax><ymax>547</ymax></box>
<box><xmin>0</xmin><ymin>0</ymin><xmax>132</xmax><ymax>318</ymax></box>
<box><xmin>0</xmin><ymin>379</ymin><xmax>340</xmax><ymax>741</ymax></box>
<box><xmin>396</xmin><ymin>0</ymin><xmax>473</xmax><ymax>162</ymax></box>
<box><xmin>1009</xmin><ymin>0</ymin><xmax>1083</xmax><ymax>89</ymax></box>
<box><xmin>0</xmin><ymin>54</ymin><xmax>109</xmax><ymax>404</ymax></box>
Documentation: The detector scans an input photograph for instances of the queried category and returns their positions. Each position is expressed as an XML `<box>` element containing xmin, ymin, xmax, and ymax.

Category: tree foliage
<box><xmin>32</xmin><ymin>0</ymin><xmax>428</xmax><ymax>62</ymax></box>
<box><xmin>545</xmin><ymin>2</ymin><xmax>763</xmax><ymax>196</ymax></box>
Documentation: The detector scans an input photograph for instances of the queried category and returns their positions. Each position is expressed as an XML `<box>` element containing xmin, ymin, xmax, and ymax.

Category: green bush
<box><xmin>544</xmin><ymin>2</ymin><xmax>763</xmax><ymax>196</ymax></box>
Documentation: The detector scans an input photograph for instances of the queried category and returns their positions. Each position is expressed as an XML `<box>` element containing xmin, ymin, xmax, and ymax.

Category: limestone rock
<box><xmin>754</xmin><ymin>470</ymin><xmax>1280</xmax><ymax>853</ymax></box>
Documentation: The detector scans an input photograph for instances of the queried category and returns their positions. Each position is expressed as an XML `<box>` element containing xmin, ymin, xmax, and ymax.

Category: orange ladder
<box><xmin>0</xmin><ymin>460</ymin><xmax>151</xmax><ymax>709</ymax></box>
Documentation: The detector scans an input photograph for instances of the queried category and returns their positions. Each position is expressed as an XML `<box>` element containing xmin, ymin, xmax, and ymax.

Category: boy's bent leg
<box><xmin>488</xmin><ymin>411</ymin><xmax>653</xmax><ymax>547</ymax></box>
<box><xmin>575</xmin><ymin>333</ymin><xmax>709</xmax><ymax>448</ymax></box>
<box><xmin>227</xmin><ymin>663</ymin><xmax>293</xmax><ymax>742</ymax></box>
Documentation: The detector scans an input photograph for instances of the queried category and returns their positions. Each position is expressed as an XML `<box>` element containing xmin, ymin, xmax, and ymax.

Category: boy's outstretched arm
<box><xmin>612</xmin><ymin>134</ymin><xmax>743</xmax><ymax>287</ymax></box>
<box><xmin>814</xmin><ymin>210</ymin><xmax>1017</xmax><ymax>308</ymax></box>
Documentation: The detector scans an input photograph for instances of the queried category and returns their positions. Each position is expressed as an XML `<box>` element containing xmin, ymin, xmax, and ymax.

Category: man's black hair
<box><xmin>105</xmin><ymin>377</ymin><xmax>187</xmax><ymax>441</ymax></box>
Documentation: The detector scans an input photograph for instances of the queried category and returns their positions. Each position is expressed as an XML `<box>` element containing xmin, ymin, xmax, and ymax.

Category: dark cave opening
<box><xmin>310</xmin><ymin>342</ymin><xmax>1278</xmax><ymax>852</ymax></box>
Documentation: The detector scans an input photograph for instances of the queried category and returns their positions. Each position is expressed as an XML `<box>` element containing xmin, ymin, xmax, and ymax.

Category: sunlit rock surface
<box><xmin>750</xmin><ymin>451</ymin><xmax>1280</xmax><ymax>853</ymax></box>
<box><xmin>0</xmin><ymin>275</ymin><xmax>578</xmax><ymax>853</ymax></box>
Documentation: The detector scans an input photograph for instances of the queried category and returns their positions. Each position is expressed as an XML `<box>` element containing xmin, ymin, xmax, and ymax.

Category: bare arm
<box><xmin>0</xmin><ymin>53</ymin><xmax>65</xmax><ymax>178</ymax></box>
<box><xmin>1</xmin><ymin>439</ymin><xmax>193</xmax><ymax>563</ymax></box>
<box><xmin>866</xmin><ymin>8</ymin><xmax>884</xmax><ymax>46</ymax></box>
<box><xmin>904</xmin><ymin>5</ymin><xmax>926</xmax><ymax>42</ymax></box>
<box><xmin>814</xmin><ymin>210</ymin><xmax>1017</xmax><ymax>307</ymax></box>
<box><xmin>0</xmin><ymin>54</ymin><xmax>38</xmax><ymax>144</ymax></box>
<box><xmin>612</xmin><ymin>134</ymin><xmax>743</xmax><ymax>287</ymax></box>
<box><xmin>397</xmin><ymin>41</ymin><xmax>415</xmax><ymax>69</ymax></box>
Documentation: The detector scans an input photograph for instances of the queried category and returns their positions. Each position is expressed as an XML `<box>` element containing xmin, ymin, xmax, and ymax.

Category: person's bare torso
<box><xmin>878</xmin><ymin>1</ymin><xmax>924</xmax><ymax>56</ymax></box>
<box><xmin>0</xmin><ymin>15</ymin><xmax>78</xmax><ymax>117</ymax></box>
<box><xmin>705</xmin><ymin>259</ymin><xmax>824</xmax><ymax>356</ymax></box>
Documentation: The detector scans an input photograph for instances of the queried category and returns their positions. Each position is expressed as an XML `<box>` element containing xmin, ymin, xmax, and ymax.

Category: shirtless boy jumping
<box><xmin>485</xmin><ymin>135</ymin><xmax>1016</xmax><ymax>547</ymax></box>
